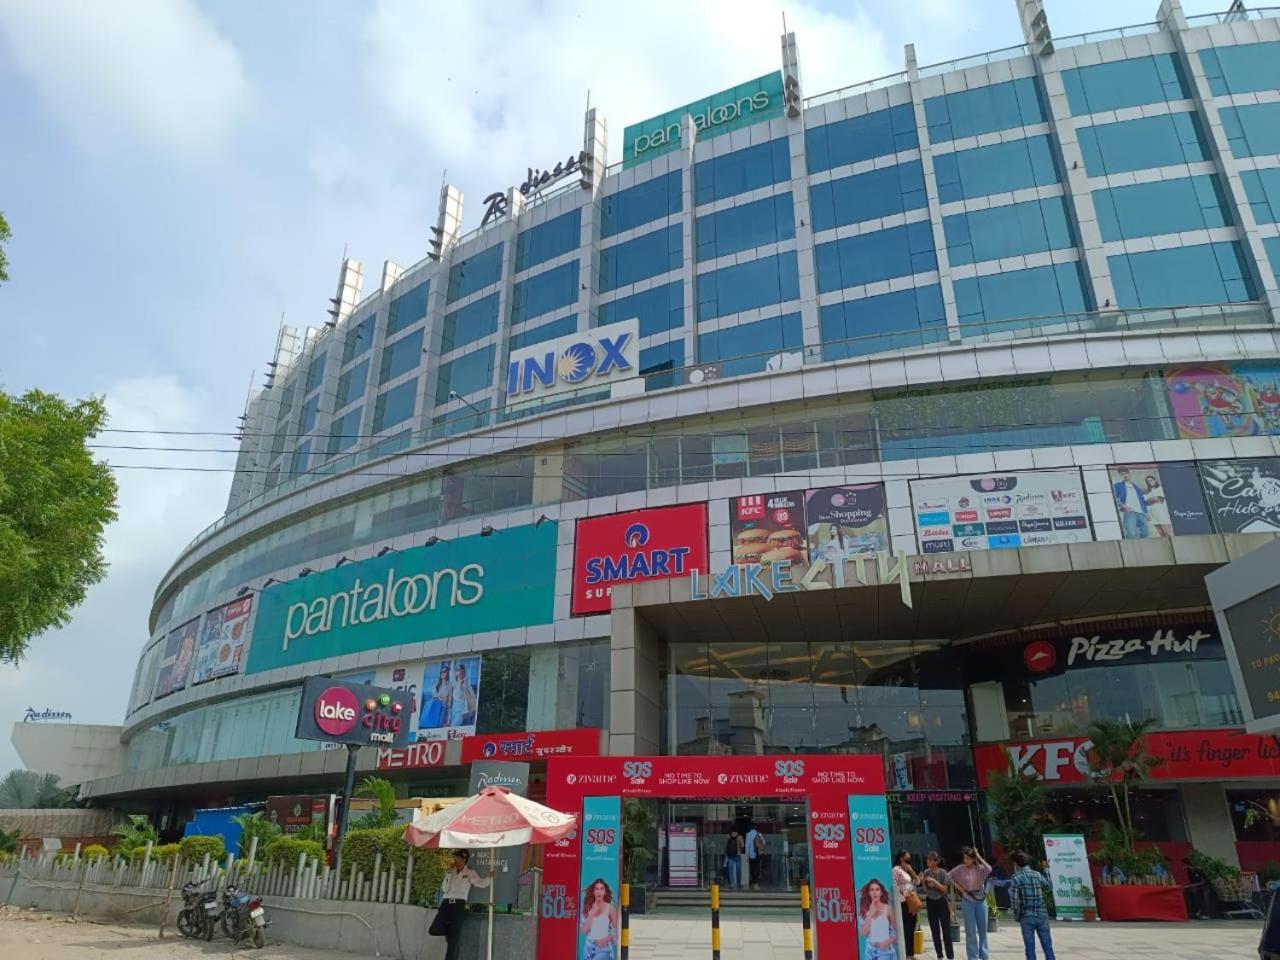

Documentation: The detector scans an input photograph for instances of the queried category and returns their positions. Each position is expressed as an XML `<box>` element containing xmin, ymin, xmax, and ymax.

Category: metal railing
<box><xmin>917</xmin><ymin>43</ymin><xmax>1029</xmax><ymax>78</ymax></box>
<box><xmin>1186</xmin><ymin>6</ymin><xmax>1280</xmax><ymax>26</ymax></box>
<box><xmin>803</xmin><ymin>71</ymin><xmax>909</xmax><ymax>109</ymax></box>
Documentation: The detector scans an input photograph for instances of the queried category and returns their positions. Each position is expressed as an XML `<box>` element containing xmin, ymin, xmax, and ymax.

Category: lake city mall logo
<box><xmin>314</xmin><ymin>686</ymin><xmax>360</xmax><ymax>736</ymax></box>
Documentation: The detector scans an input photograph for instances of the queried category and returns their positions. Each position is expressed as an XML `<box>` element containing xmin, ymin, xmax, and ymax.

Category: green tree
<box><xmin>0</xmin><ymin>390</ymin><xmax>118</xmax><ymax>661</ymax></box>
<box><xmin>110</xmin><ymin>815</ymin><xmax>159</xmax><ymax>856</ymax></box>
<box><xmin>986</xmin><ymin>763</ymin><xmax>1055</xmax><ymax>862</ymax></box>
<box><xmin>352</xmin><ymin>775</ymin><xmax>399</xmax><ymax>830</ymax></box>
<box><xmin>1083</xmin><ymin>718</ymin><xmax>1161</xmax><ymax>854</ymax></box>
<box><xmin>230</xmin><ymin>811</ymin><xmax>282</xmax><ymax>859</ymax></box>
<box><xmin>0</xmin><ymin>211</ymin><xmax>9</xmax><ymax>283</ymax></box>
<box><xmin>0</xmin><ymin>770</ymin><xmax>75</xmax><ymax>809</ymax></box>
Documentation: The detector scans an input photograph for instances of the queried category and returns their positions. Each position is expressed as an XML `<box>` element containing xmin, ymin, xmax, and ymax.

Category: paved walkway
<box><xmin>628</xmin><ymin>912</ymin><xmax>1262</xmax><ymax>959</ymax></box>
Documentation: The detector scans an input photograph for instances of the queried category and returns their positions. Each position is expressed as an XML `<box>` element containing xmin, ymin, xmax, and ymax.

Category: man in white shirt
<box><xmin>745</xmin><ymin>824</ymin><xmax>764</xmax><ymax>891</ymax></box>
<box><xmin>430</xmin><ymin>850</ymin><xmax>490</xmax><ymax>960</ymax></box>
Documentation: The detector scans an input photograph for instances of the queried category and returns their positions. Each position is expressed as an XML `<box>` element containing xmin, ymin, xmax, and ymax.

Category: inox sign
<box><xmin>505</xmin><ymin>318</ymin><xmax>639</xmax><ymax>406</ymax></box>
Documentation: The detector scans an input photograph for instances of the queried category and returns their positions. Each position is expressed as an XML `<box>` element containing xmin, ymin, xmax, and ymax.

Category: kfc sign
<box><xmin>572</xmin><ymin>504</ymin><xmax>709</xmax><ymax>614</ymax></box>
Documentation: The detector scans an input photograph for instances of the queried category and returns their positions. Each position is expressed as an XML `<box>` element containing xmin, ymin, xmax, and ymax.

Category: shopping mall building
<box><xmin>48</xmin><ymin>0</ymin><xmax>1280</xmax><ymax>885</ymax></box>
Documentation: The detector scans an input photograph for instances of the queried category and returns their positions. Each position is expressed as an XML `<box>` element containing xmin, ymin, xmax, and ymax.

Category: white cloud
<box><xmin>0</xmin><ymin>0</ymin><xmax>251</xmax><ymax>157</ymax></box>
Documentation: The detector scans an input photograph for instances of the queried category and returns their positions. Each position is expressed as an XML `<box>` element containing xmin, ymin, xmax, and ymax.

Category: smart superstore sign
<box><xmin>571</xmin><ymin>504</ymin><xmax>709</xmax><ymax>615</ymax></box>
<box><xmin>295</xmin><ymin>676</ymin><xmax>414</xmax><ymax>749</ymax></box>
<box><xmin>246</xmin><ymin>522</ymin><xmax>557</xmax><ymax>673</ymax></box>
<box><xmin>622</xmin><ymin>72</ymin><xmax>784</xmax><ymax>168</ymax></box>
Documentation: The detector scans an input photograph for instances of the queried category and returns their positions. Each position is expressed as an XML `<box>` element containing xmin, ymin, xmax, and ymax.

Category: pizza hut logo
<box><xmin>1024</xmin><ymin>640</ymin><xmax>1057</xmax><ymax>674</ymax></box>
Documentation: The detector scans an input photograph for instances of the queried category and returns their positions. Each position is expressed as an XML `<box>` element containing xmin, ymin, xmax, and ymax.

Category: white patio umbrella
<box><xmin>404</xmin><ymin>786</ymin><xmax>577</xmax><ymax>960</ymax></box>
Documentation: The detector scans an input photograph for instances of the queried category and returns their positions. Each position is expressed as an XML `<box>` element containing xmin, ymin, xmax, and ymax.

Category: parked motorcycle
<box><xmin>220</xmin><ymin>884</ymin><xmax>269</xmax><ymax>948</ymax></box>
<box><xmin>176</xmin><ymin>881</ymin><xmax>218</xmax><ymax>941</ymax></box>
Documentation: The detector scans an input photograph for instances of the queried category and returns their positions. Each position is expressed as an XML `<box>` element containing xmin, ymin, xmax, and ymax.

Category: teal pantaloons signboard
<box><xmin>622</xmin><ymin>72</ymin><xmax>784</xmax><ymax>168</ymax></box>
<box><xmin>246</xmin><ymin>522</ymin><xmax>558</xmax><ymax>674</ymax></box>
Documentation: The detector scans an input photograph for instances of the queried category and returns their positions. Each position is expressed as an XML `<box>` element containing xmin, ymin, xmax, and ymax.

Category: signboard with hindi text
<box><xmin>1043</xmin><ymin>834</ymin><xmax>1095</xmax><ymax>921</ymax></box>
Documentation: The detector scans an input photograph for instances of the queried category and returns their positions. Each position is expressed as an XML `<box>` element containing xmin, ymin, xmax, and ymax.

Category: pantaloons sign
<box><xmin>246</xmin><ymin>522</ymin><xmax>557</xmax><ymax>674</ymax></box>
<box><xmin>622</xmin><ymin>72</ymin><xmax>784</xmax><ymax>168</ymax></box>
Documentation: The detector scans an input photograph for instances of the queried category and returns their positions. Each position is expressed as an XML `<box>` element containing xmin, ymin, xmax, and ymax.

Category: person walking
<box><xmin>948</xmin><ymin>847</ymin><xmax>991</xmax><ymax>960</ymax></box>
<box><xmin>919</xmin><ymin>851</ymin><xmax>955</xmax><ymax>960</ymax></box>
<box><xmin>745</xmin><ymin>823</ymin><xmax>765</xmax><ymax>890</ymax></box>
<box><xmin>724</xmin><ymin>829</ymin><xmax>744</xmax><ymax>889</ymax></box>
<box><xmin>1008</xmin><ymin>852</ymin><xmax>1055</xmax><ymax>960</ymax></box>
<box><xmin>429</xmin><ymin>850</ymin><xmax>490</xmax><ymax>960</ymax></box>
<box><xmin>892</xmin><ymin>850</ymin><xmax>919</xmax><ymax>960</ymax></box>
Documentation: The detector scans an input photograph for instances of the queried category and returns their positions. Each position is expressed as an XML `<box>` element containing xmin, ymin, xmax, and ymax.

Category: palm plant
<box><xmin>0</xmin><ymin>770</ymin><xmax>74</xmax><ymax>809</ymax></box>
<box><xmin>622</xmin><ymin>800</ymin><xmax>655</xmax><ymax>885</ymax></box>
<box><xmin>352</xmin><ymin>776</ymin><xmax>399</xmax><ymax>830</ymax></box>
<box><xmin>109</xmin><ymin>814</ymin><xmax>159</xmax><ymax>856</ymax></box>
<box><xmin>231</xmin><ymin>811</ymin><xmax>282</xmax><ymax>859</ymax></box>
<box><xmin>986</xmin><ymin>762</ymin><xmax>1055</xmax><ymax>862</ymax></box>
<box><xmin>1082</xmin><ymin>718</ymin><xmax>1161</xmax><ymax>854</ymax></box>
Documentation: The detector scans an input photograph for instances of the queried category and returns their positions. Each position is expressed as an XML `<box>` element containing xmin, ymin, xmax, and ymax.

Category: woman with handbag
<box><xmin>893</xmin><ymin>850</ymin><xmax>921</xmax><ymax>960</ymax></box>
<box><xmin>919</xmin><ymin>851</ymin><xmax>955</xmax><ymax>960</ymax></box>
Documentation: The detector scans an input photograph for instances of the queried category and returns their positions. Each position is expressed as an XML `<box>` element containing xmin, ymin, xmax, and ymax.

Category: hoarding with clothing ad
<box><xmin>1198</xmin><ymin>458</ymin><xmax>1280</xmax><ymax>533</ymax></box>
<box><xmin>418</xmin><ymin>655</ymin><xmax>481</xmax><ymax>740</ymax></box>
<box><xmin>1108</xmin><ymin>462</ymin><xmax>1212</xmax><ymax>540</ymax></box>
<box><xmin>1043</xmin><ymin>834</ymin><xmax>1094</xmax><ymax>921</ymax></box>
<box><xmin>730</xmin><ymin>491</ymin><xmax>808</xmax><ymax>565</ymax></box>
<box><xmin>1165</xmin><ymin>364</ymin><xmax>1280</xmax><ymax>439</ymax></box>
<box><xmin>911</xmin><ymin>469</ymin><xmax>1092</xmax><ymax>554</ymax></box>
<box><xmin>154</xmin><ymin>618</ymin><xmax>200</xmax><ymax>699</ymax></box>
<box><xmin>848</xmin><ymin>793</ymin><xmax>896</xmax><ymax>960</ymax></box>
<box><xmin>191</xmin><ymin>597</ymin><xmax>254</xmax><ymax>685</ymax></box>
<box><xmin>805</xmin><ymin>484</ymin><xmax>890</xmax><ymax>561</ymax></box>
<box><xmin>577</xmin><ymin>795</ymin><xmax>622</xmax><ymax>960</ymax></box>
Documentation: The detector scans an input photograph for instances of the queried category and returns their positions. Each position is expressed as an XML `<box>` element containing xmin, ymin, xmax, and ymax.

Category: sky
<box><xmin>0</xmin><ymin>0</ymin><xmax>1231</xmax><ymax>776</ymax></box>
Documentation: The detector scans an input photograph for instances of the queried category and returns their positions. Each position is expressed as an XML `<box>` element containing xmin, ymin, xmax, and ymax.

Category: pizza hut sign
<box><xmin>295</xmin><ymin>676</ymin><xmax>413</xmax><ymax>749</ymax></box>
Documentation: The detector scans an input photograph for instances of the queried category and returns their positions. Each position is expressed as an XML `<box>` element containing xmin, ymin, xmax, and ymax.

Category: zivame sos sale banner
<box><xmin>247</xmin><ymin>523</ymin><xmax>556</xmax><ymax>673</ymax></box>
<box><xmin>848</xmin><ymin>794</ymin><xmax>897</xmax><ymax>960</ymax></box>
<box><xmin>577</xmin><ymin>796</ymin><xmax>622</xmax><ymax>960</ymax></box>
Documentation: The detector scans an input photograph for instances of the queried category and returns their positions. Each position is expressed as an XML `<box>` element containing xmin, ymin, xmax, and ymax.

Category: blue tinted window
<box><xmin>697</xmin><ymin>252</ymin><xmax>799</xmax><ymax>322</ymax></box>
<box><xmin>1221</xmin><ymin>103</ymin><xmax>1280</xmax><ymax>158</ymax></box>
<box><xmin>1109</xmin><ymin>241</ymin><xmax>1257</xmax><ymax>308</ymax></box>
<box><xmin>640</xmin><ymin>340</ymin><xmax>684</xmax><ymax>389</ymax></box>
<box><xmin>954</xmin><ymin>262</ymin><xmax>1090</xmax><ymax>327</ymax></box>
<box><xmin>373</xmin><ymin>378</ymin><xmax>418</xmax><ymax>432</ymax></box>
<box><xmin>696</xmin><ymin>193</ymin><xmax>795</xmax><ymax>261</ymax></box>
<box><xmin>435</xmin><ymin>346</ymin><xmax>494</xmax><ymax>403</ymax></box>
<box><xmin>446</xmin><ymin>243</ymin><xmax>504</xmax><ymax>303</ymax></box>
<box><xmin>342</xmin><ymin>315</ymin><xmax>375</xmax><ymax>365</ymax></box>
<box><xmin>600</xmin><ymin>225</ymin><xmax>682</xmax><ymax>293</ymax></box>
<box><xmin>299</xmin><ymin>394</ymin><xmax>319</xmax><ymax>433</ymax></box>
<box><xmin>336</xmin><ymin>359</ymin><xmax>368</xmax><ymax>409</ymax></box>
<box><xmin>1061</xmin><ymin>54</ymin><xmax>1190</xmax><ymax>115</ymax></box>
<box><xmin>432</xmin><ymin>398</ymin><xmax>492</xmax><ymax>438</ymax></box>
<box><xmin>698</xmin><ymin>313</ymin><xmax>803</xmax><ymax>377</ymax></box>
<box><xmin>694</xmin><ymin>138</ymin><xmax>789</xmax><ymax>206</ymax></box>
<box><xmin>515</xmin><ymin>208</ymin><xmax>581</xmax><ymax>272</ymax></box>
<box><xmin>305</xmin><ymin>353</ymin><xmax>326</xmax><ymax>393</ymax></box>
<box><xmin>809</xmin><ymin>161</ymin><xmax>927</xmax><ymax>232</ymax></box>
<box><xmin>944</xmin><ymin>196</ymin><xmax>1074</xmax><ymax>266</ymax></box>
<box><xmin>386</xmin><ymin>280</ymin><xmax>429</xmax><ymax>336</ymax></box>
<box><xmin>1094</xmin><ymin>175</ymin><xmax>1232</xmax><ymax>241</ymax></box>
<box><xmin>805</xmin><ymin>103</ymin><xmax>918</xmax><ymax>174</ymax></box>
<box><xmin>440</xmin><ymin>292</ymin><xmax>500</xmax><ymax>353</ymax></box>
<box><xmin>820</xmin><ymin>286</ymin><xmax>948</xmax><ymax>360</ymax></box>
<box><xmin>509</xmin><ymin>314</ymin><xmax>577</xmax><ymax>350</ymax></box>
<box><xmin>510</xmin><ymin>260</ymin><xmax>579</xmax><ymax>324</ymax></box>
<box><xmin>933</xmin><ymin>135</ymin><xmax>1059</xmax><ymax>203</ymax></box>
<box><xmin>924</xmin><ymin>77</ymin><xmax>1046</xmax><ymax>143</ymax></box>
<box><xmin>1201</xmin><ymin>42</ymin><xmax>1280</xmax><ymax>97</ymax></box>
<box><xmin>1078</xmin><ymin>112</ymin><xmax>1210</xmax><ymax>176</ymax></box>
<box><xmin>815</xmin><ymin>221</ymin><xmax>936</xmax><ymax>294</ymax></box>
<box><xmin>1242</xmin><ymin>169</ymin><xmax>1280</xmax><ymax>224</ymax></box>
<box><xmin>328</xmin><ymin>407</ymin><xmax>362</xmax><ymax>455</ymax></box>
<box><xmin>1264</xmin><ymin>237</ymin><xmax>1280</xmax><ymax>286</ymax></box>
<box><xmin>291</xmin><ymin>441</ymin><xmax>311</xmax><ymax>477</ymax></box>
<box><xmin>379</xmin><ymin>328</ymin><xmax>423</xmax><ymax>384</ymax></box>
<box><xmin>598</xmin><ymin>281</ymin><xmax>683</xmax><ymax>338</ymax></box>
<box><xmin>601</xmin><ymin>171</ymin><xmax>682</xmax><ymax>238</ymax></box>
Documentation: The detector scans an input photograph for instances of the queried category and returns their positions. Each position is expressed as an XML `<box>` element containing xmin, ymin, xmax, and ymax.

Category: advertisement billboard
<box><xmin>911</xmin><ymin>469</ymin><xmax>1092</xmax><ymax>554</ymax></box>
<box><xmin>294</xmin><ymin>676</ymin><xmax>414</xmax><ymax>749</ymax></box>
<box><xmin>505</xmin><ymin>318</ymin><xmax>639</xmax><ymax>407</ymax></box>
<box><xmin>418</xmin><ymin>655</ymin><xmax>482</xmax><ymax>741</ymax></box>
<box><xmin>462</xmin><ymin>728</ymin><xmax>603</xmax><ymax>763</ymax></box>
<box><xmin>571</xmin><ymin>504</ymin><xmax>709</xmax><ymax>615</ymax></box>
<box><xmin>247</xmin><ymin>521</ymin><xmax>556</xmax><ymax>673</ymax></box>
<box><xmin>1198</xmin><ymin>458</ymin><xmax>1280</xmax><ymax>533</ymax></box>
<box><xmin>1165</xmin><ymin>364</ymin><xmax>1280</xmax><ymax>439</ymax></box>
<box><xmin>1043</xmin><ymin>834</ymin><xmax>1095</xmax><ymax>922</ymax></box>
<box><xmin>191</xmin><ymin>597</ymin><xmax>254</xmax><ymax>685</ymax></box>
<box><xmin>848</xmin><ymin>793</ymin><xmax>896</xmax><ymax>959</ymax></box>
<box><xmin>804</xmin><ymin>484</ymin><xmax>890</xmax><ymax>561</ymax></box>
<box><xmin>154</xmin><ymin>618</ymin><xmax>200</xmax><ymax>699</ymax></box>
<box><xmin>1107</xmin><ymin>462</ymin><xmax>1212</xmax><ymax>540</ymax></box>
<box><xmin>1219</xmin><ymin>579</ymin><xmax>1280</xmax><ymax>731</ymax></box>
<box><xmin>577</xmin><ymin>796</ymin><xmax>622</xmax><ymax>960</ymax></box>
<box><xmin>730</xmin><ymin>491</ymin><xmax>808</xmax><ymax>565</ymax></box>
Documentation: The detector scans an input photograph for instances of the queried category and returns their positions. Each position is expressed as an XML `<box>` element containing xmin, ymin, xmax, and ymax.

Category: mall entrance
<box><xmin>658</xmin><ymin>798</ymin><xmax>810</xmax><ymax>892</ymax></box>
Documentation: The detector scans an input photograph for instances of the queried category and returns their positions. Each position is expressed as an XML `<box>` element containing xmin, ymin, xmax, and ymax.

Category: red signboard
<box><xmin>974</xmin><ymin>728</ymin><xmax>1280</xmax><ymax>787</ymax></box>
<box><xmin>461</xmin><ymin>728</ymin><xmax>602</xmax><ymax>763</ymax></box>
<box><xmin>375</xmin><ymin>739</ymin><xmax>447</xmax><ymax>771</ymax></box>
<box><xmin>571</xmin><ymin>504</ymin><xmax>709</xmax><ymax>615</ymax></box>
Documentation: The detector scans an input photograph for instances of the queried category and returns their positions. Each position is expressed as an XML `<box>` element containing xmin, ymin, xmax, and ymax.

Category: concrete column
<box><xmin>581</xmin><ymin>106</ymin><xmax>608</xmax><ymax>331</ymax></box>
<box><xmin>608</xmin><ymin>601</ymin><xmax>663</xmax><ymax>755</ymax></box>
<box><xmin>486</xmin><ymin>189</ymin><xmax>526</xmax><ymax>409</ymax></box>
<box><xmin>781</xmin><ymin>31</ymin><xmax>822</xmax><ymax>357</ymax></box>
<box><xmin>680</xmin><ymin>114</ymin><xmax>699</xmax><ymax>370</ymax></box>
<box><xmin>1180</xmin><ymin>782</ymin><xmax>1240</xmax><ymax>868</ymax></box>
<box><xmin>418</xmin><ymin>184</ymin><xmax>464</xmax><ymax>428</ymax></box>
<box><xmin>532</xmin><ymin>447</ymin><xmax>567</xmax><ymax>505</ymax></box>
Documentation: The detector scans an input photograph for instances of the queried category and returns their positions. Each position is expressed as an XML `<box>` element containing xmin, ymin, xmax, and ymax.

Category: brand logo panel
<box><xmin>296</xmin><ymin>676</ymin><xmax>413</xmax><ymax>749</ymax></box>
<box><xmin>505</xmin><ymin>319</ymin><xmax>638</xmax><ymax>406</ymax></box>
<box><xmin>572</xmin><ymin>504</ymin><xmax>708</xmax><ymax>615</ymax></box>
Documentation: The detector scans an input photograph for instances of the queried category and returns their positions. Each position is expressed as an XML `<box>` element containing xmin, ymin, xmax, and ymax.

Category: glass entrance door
<box><xmin>658</xmin><ymin>799</ymin><xmax>810</xmax><ymax>891</ymax></box>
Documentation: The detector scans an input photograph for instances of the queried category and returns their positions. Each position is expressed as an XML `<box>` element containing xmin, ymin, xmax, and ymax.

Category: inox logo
<box><xmin>774</xmin><ymin>759</ymin><xmax>805</xmax><ymax>780</ymax></box>
<box><xmin>622</xmin><ymin>761</ymin><xmax>653</xmax><ymax>780</ymax></box>
<box><xmin>506</xmin><ymin>329</ymin><xmax>633</xmax><ymax>397</ymax></box>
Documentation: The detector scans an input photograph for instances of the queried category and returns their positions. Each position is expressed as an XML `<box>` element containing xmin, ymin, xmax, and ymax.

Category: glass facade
<box><xmin>440</xmin><ymin>291</ymin><xmax>500</xmax><ymax>353</ymax></box>
<box><xmin>435</xmin><ymin>346</ymin><xmax>495</xmax><ymax>402</ymax></box>
<box><xmin>809</xmin><ymin>161</ymin><xmax>927</xmax><ymax>232</ymax></box>
<box><xmin>924</xmin><ymin>76</ymin><xmax>1046</xmax><ymax>142</ymax></box>
<box><xmin>1110</xmin><ymin>241</ymin><xmax>1256</xmax><ymax>308</ymax></box>
<box><xmin>693</xmin><ymin>138</ymin><xmax>790</xmax><ymax>206</ymax></box>
<box><xmin>601</xmin><ymin>171</ymin><xmax>681</xmax><ymax>238</ymax></box>
<box><xmin>336</xmin><ymin>360</ymin><xmax>368</xmax><ymax>409</ymax></box>
<box><xmin>1061</xmin><ymin>54</ymin><xmax>1190</xmax><ymax>115</ymax></box>
<box><xmin>509</xmin><ymin>260</ymin><xmax>579</xmax><ymax>324</ymax></box>
<box><xmin>820</xmin><ymin>286</ymin><xmax>947</xmax><ymax>359</ymax></box>
<box><xmin>372</xmin><ymin>377</ymin><xmax>417</xmax><ymax>432</ymax></box>
<box><xmin>510</xmin><ymin>313</ymin><xmax>577</xmax><ymax>349</ymax></box>
<box><xmin>328</xmin><ymin>406</ymin><xmax>362</xmax><ymax>455</ymax></box>
<box><xmin>515</xmin><ymin>208</ymin><xmax>581</xmax><ymax>272</ymax></box>
<box><xmin>934</xmin><ymin>135</ymin><xmax>1059</xmax><ymax>203</ymax></box>
<box><xmin>805</xmin><ymin>102</ymin><xmax>918</xmax><ymax>173</ymax></box>
<box><xmin>954</xmin><ymin>262</ymin><xmax>1090</xmax><ymax>328</ymax></box>
<box><xmin>342</xmin><ymin>314</ymin><xmax>375</xmax><ymax>365</ymax></box>
<box><xmin>386</xmin><ymin>280</ymin><xmax>429</xmax><ymax>337</ymax></box>
<box><xmin>1094</xmin><ymin>175</ymin><xmax>1232</xmax><ymax>241</ymax></box>
<box><xmin>598</xmin><ymin>281</ymin><xmax>683</xmax><ymax>337</ymax></box>
<box><xmin>446</xmin><ymin>242</ymin><xmax>504</xmax><ymax>303</ymax></box>
<box><xmin>1242</xmin><ymin>168</ymin><xmax>1280</xmax><ymax>223</ymax></box>
<box><xmin>697</xmin><ymin>312</ymin><xmax>803</xmax><ymax>377</ymax></box>
<box><xmin>378</xmin><ymin>328</ymin><xmax>423</xmax><ymax>384</ymax></box>
<box><xmin>600</xmin><ymin>225</ymin><xmax>682</xmax><ymax>292</ymax></box>
<box><xmin>1222</xmin><ymin>102</ymin><xmax>1280</xmax><ymax>158</ymax></box>
<box><xmin>1077</xmin><ymin>111</ymin><xmax>1210</xmax><ymax>176</ymax></box>
<box><xmin>1201</xmin><ymin>41</ymin><xmax>1280</xmax><ymax>97</ymax></box>
<box><xmin>695</xmin><ymin>193</ymin><xmax>795</xmax><ymax>261</ymax></box>
<box><xmin>944</xmin><ymin>196</ymin><xmax>1074</xmax><ymax>266</ymax></box>
<box><xmin>815</xmin><ymin>220</ymin><xmax>936</xmax><ymax>293</ymax></box>
<box><xmin>697</xmin><ymin>252</ymin><xmax>799</xmax><ymax>321</ymax></box>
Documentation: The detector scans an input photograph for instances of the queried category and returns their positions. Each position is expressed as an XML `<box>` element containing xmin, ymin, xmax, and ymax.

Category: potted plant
<box><xmin>985</xmin><ymin>762</ymin><xmax>1054</xmax><ymax>866</ymax></box>
<box><xmin>986</xmin><ymin>890</ymin><xmax>999</xmax><ymax>932</ymax></box>
<box><xmin>1082</xmin><ymin>886</ymin><xmax>1097</xmax><ymax>922</ymax></box>
<box><xmin>1081</xmin><ymin>718</ymin><xmax>1162</xmax><ymax>865</ymax></box>
<box><xmin>1187</xmin><ymin>849</ymin><xmax>1248</xmax><ymax>904</ymax></box>
<box><xmin>622</xmin><ymin>800</ymin><xmax>655</xmax><ymax>915</ymax></box>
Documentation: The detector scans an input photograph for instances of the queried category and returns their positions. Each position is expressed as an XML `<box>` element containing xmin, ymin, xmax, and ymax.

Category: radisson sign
<box><xmin>622</xmin><ymin>72</ymin><xmax>785</xmax><ymax>168</ymax></box>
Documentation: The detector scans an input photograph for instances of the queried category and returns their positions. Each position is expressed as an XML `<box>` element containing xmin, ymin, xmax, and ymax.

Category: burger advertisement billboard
<box><xmin>730</xmin><ymin>492</ymin><xmax>808</xmax><ymax>566</ymax></box>
<box><xmin>295</xmin><ymin>676</ymin><xmax>414</xmax><ymax>749</ymax></box>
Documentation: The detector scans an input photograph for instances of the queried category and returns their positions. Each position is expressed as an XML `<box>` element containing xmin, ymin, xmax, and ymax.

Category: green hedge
<box><xmin>262</xmin><ymin>836</ymin><xmax>326</xmax><ymax>869</ymax></box>
<box><xmin>82</xmin><ymin>844</ymin><xmax>110</xmax><ymax>862</ymax></box>
<box><xmin>340</xmin><ymin>827</ymin><xmax>450</xmax><ymax>905</ymax></box>
<box><xmin>179</xmin><ymin>835</ymin><xmax>226</xmax><ymax>865</ymax></box>
<box><xmin>126</xmin><ymin>843</ymin><xmax>180</xmax><ymax>866</ymax></box>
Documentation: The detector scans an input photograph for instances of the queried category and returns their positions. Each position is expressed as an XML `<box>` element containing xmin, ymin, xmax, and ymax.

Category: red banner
<box><xmin>461</xmin><ymin>728</ymin><xmax>603</xmax><ymax>763</ymax></box>
<box><xmin>974</xmin><ymin>728</ymin><xmax>1280</xmax><ymax>787</ymax></box>
<box><xmin>571</xmin><ymin>504</ymin><xmax>708</xmax><ymax>615</ymax></box>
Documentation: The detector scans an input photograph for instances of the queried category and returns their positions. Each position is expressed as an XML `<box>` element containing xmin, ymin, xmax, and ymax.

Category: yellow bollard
<box><xmin>799</xmin><ymin>883</ymin><xmax>814</xmax><ymax>960</ymax></box>
<box><xmin>711</xmin><ymin>883</ymin><xmax>721</xmax><ymax>960</ymax></box>
<box><xmin>914</xmin><ymin>926</ymin><xmax>926</xmax><ymax>956</ymax></box>
<box><xmin>621</xmin><ymin>882</ymin><xmax>630</xmax><ymax>960</ymax></box>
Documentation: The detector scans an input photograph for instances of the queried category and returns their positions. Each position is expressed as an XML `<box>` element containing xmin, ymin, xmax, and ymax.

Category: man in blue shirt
<box><xmin>1112</xmin><ymin>467</ymin><xmax>1151</xmax><ymax>539</ymax></box>
<box><xmin>1009</xmin><ymin>852</ymin><xmax>1055</xmax><ymax>960</ymax></box>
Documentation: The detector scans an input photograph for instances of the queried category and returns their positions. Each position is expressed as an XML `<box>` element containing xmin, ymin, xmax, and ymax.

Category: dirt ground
<box><xmin>0</xmin><ymin>906</ymin><xmax>358</xmax><ymax>960</ymax></box>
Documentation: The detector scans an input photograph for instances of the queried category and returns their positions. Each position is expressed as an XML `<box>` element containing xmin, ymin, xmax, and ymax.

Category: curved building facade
<box><xmin>85</xmin><ymin>1</ymin><xmax>1280</xmax><ymax>876</ymax></box>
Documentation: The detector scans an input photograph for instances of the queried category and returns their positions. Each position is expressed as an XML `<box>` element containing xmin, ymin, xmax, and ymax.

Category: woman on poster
<box><xmin>1143</xmin><ymin>474</ymin><xmax>1174</xmax><ymax>538</ymax></box>
<box><xmin>421</xmin><ymin>662</ymin><xmax>452</xmax><ymax>730</ymax></box>
<box><xmin>449</xmin><ymin>662</ymin><xmax>478</xmax><ymax>728</ymax></box>
<box><xmin>579</xmin><ymin>878</ymin><xmax>620</xmax><ymax>960</ymax></box>
<box><xmin>858</xmin><ymin>877</ymin><xmax>898</xmax><ymax>960</ymax></box>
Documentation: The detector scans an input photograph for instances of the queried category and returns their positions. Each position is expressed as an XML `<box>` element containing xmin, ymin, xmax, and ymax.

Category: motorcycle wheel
<box><xmin>222</xmin><ymin>910</ymin><xmax>239</xmax><ymax>940</ymax></box>
<box><xmin>253</xmin><ymin>926</ymin><xmax>265</xmax><ymax>949</ymax></box>
<box><xmin>202</xmin><ymin>912</ymin><xmax>216</xmax><ymax>941</ymax></box>
<box><xmin>176</xmin><ymin>909</ymin><xmax>195</xmax><ymax>939</ymax></box>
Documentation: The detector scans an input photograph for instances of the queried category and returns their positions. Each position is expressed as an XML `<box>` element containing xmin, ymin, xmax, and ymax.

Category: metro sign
<box><xmin>505</xmin><ymin>318</ymin><xmax>639</xmax><ymax>406</ymax></box>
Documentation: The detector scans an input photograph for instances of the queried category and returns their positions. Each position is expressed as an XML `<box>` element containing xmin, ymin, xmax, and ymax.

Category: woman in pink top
<box><xmin>892</xmin><ymin>850</ymin><xmax>918</xmax><ymax>959</ymax></box>
<box><xmin>947</xmin><ymin>847</ymin><xmax>992</xmax><ymax>960</ymax></box>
